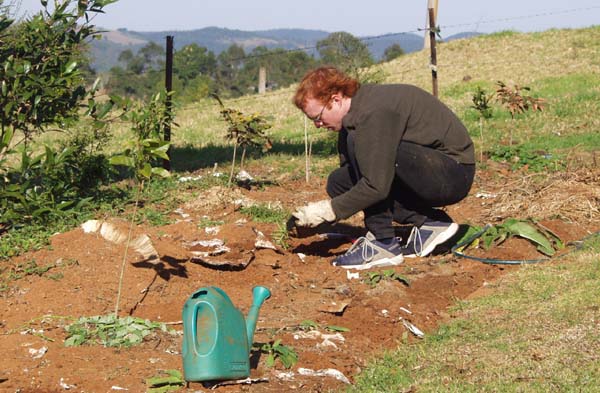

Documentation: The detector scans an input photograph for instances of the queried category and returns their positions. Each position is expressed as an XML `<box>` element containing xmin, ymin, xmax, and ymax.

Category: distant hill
<box><xmin>444</xmin><ymin>32</ymin><xmax>482</xmax><ymax>41</ymax></box>
<box><xmin>89</xmin><ymin>26</ymin><xmax>481</xmax><ymax>72</ymax></box>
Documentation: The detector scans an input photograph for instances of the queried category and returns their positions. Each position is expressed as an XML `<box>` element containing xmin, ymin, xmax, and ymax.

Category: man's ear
<box><xmin>331</xmin><ymin>92</ymin><xmax>343</xmax><ymax>104</ymax></box>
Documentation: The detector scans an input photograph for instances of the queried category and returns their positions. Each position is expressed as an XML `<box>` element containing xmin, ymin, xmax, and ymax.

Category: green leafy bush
<box><xmin>0</xmin><ymin>0</ymin><xmax>115</xmax><ymax>141</ymax></box>
<box><xmin>0</xmin><ymin>0</ymin><xmax>117</xmax><ymax>228</ymax></box>
<box><xmin>109</xmin><ymin>92</ymin><xmax>172</xmax><ymax>182</ymax></box>
<box><xmin>1</xmin><ymin>145</ymin><xmax>93</xmax><ymax>225</ymax></box>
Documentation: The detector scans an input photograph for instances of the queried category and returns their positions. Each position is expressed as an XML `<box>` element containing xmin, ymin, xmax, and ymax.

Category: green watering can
<box><xmin>182</xmin><ymin>286</ymin><xmax>271</xmax><ymax>381</ymax></box>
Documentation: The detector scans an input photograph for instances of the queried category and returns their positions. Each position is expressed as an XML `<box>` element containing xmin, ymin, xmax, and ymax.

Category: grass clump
<box><xmin>271</xmin><ymin>222</ymin><xmax>291</xmax><ymax>250</ymax></box>
<box><xmin>240</xmin><ymin>203</ymin><xmax>288</xmax><ymax>223</ymax></box>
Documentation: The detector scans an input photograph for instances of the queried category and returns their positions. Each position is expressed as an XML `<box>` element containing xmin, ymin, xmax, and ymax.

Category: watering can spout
<box><xmin>245</xmin><ymin>286</ymin><xmax>271</xmax><ymax>349</ymax></box>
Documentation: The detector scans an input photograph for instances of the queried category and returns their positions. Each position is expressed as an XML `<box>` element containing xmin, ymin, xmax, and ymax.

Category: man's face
<box><xmin>303</xmin><ymin>96</ymin><xmax>344</xmax><ymax>131</ymax></box>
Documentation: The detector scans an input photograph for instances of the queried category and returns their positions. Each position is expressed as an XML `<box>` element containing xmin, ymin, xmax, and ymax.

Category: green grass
<box><xmin>197</xmin><ymin>217</ymin><xmax>225</xmax><ymax>228</ymax></box>
<box><xmin>239</xmin><ymin>203</ymin><xmax>289</xmax><ymax>223</ymax></box>
<box><xmin>448</xmin><ymin>70</ymin><xmax>600</xmax><ymax>167</ymax></box>
<box><xmin>0</xmin><ymin>212</ymin><xmax>95</xmax><ymax>259</ymax></box>
<box><xmin>349</xmin><ymin>235</ymin><xmax>600</xmax><ymax>392</ymax></box>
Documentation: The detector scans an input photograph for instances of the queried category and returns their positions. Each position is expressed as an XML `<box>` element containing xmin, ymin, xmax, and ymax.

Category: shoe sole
<box><xmin>335</xmin><ymin>254</ymin><xmax>404</xmax><ymax>271</ymax></box>
<box><xmin>418</xmin><ymin>222</ymin><xmax>459</xmax><ymax>257</ymax></box>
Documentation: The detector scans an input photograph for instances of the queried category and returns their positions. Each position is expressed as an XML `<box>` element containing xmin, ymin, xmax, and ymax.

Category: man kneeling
<box><xmin>291</xmin><ymin>66</ymin><xmax>475</xmax><ymax>270</ymax></box>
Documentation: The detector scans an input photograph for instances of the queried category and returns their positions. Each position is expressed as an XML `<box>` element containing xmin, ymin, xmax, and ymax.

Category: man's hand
<box><xmin>291</xmin><ymin>199</ymin><xmax>336</xmax><ymax>228</ymax></box>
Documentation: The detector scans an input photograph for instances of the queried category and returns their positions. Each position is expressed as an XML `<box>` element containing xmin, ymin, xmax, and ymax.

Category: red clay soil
<box><xmin>0</xmin><ymin>166</ymin><xmax>597</xmax><ymax>393</ymax></box>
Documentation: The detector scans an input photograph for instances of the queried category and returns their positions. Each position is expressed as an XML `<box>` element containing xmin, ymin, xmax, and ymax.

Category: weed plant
<box><xmin>0</xmin><ymin>212</ymin><xmax>94</xmax><ymax>259</ymax></box>
<box><xmin>488</xmin><ymin>145</ymin><xmax>566</xmax><ymax>172</ymax></box>
<box><xmin>146</xmin><ymin>370</ymin><xmax>185</xmax><ymax>393</ymax></box>
<box><xmin>65</xmin><ymin>315</ymin><xmax>173</xmax><ymax>348</ymax></box>
<box><xmin>256</xmin><ymin>339</ymin><xmax>299</xmax><ymax>369</ymax></box>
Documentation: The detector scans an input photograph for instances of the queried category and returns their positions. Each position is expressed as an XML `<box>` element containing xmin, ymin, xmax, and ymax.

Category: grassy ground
<box><xmin>349</xmin><ymin>235</ymin><xmax>600</xmax><ymax>392</ymax></box>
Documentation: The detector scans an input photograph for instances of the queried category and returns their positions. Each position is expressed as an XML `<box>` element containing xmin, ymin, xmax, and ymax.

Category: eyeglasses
<box><xmin>307</xmin><ymin>101</ymin><xmax>328</xmax><ymax>124</ymax></box>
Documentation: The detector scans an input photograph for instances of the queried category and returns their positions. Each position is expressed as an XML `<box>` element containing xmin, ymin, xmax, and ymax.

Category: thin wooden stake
<box><xmin>115</xmin><ymin>182</ymin><xmax>143</xmax><ymax>317</ymax></box>
<box><xmin>163</xmin><ymin>35</ymin><xmax>173</xmax><ymax>170</ymax></box>
<box><xmin>304</xmin><ymin>116</ymin><xmax>310</xmax><ymax>182</ymax></box>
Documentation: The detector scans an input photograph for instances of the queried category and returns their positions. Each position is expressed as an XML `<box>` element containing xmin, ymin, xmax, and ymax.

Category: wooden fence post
<box><xmin>258</xmin><ymin>66</ymin><xmax>266</xmax><ymax>94</ymax></box>
<box><xmin>428</xmin><ymin>4</ymin><xmax>439</xmax><ymax>97</ymax></box>
<box><xmin>423</xmin><ymin>0</ymin><xmax>439</xmax><ymax>49</ymax></box>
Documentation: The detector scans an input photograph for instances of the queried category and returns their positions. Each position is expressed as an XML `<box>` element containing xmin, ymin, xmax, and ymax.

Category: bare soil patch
<box><xmin>1</xmin><ymin>166</ymin><xmax>598</xmax><ymax>392</ymax></box>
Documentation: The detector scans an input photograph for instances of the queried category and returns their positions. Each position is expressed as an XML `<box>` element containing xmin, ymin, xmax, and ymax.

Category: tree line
<box><xmin>105</xmin><ymin>32</ymin><xmax>405</xmax><ymax>102</ymax></box>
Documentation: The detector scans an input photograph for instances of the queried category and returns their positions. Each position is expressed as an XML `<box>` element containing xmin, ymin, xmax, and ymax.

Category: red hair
<box><xmin>293</xmin><ymin>66</ymin><xmax>360</xmax><ymax>109</ymax></box>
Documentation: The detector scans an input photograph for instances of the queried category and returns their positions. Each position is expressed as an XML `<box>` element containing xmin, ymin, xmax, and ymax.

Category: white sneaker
<box><xmin>402</xmin><ymin>220</ymin><xmax>459</xmax><ymax>257</ymax></box>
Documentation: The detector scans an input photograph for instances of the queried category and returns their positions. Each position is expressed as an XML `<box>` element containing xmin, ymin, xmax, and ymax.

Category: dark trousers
<box><xmin>326</xmin><ymin>136</ymin><xmax>475</xmax><ymax>240</ymax></box>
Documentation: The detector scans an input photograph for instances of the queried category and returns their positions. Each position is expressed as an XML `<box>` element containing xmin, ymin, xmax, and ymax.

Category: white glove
<box><xmin>292</xmin><ymin>199</ymin><xmax>336</xmax><ymax>228</ymax></box>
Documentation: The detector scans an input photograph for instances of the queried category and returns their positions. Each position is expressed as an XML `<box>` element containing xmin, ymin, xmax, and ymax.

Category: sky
<box><xmin>11</xmin><ymin>0</ymin><xmax>600</xmax><ymax>37</ymax></box>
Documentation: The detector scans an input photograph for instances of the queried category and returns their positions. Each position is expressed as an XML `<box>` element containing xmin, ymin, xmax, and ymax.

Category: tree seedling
<box><xmin>471</xmin><ymin>86</ymin><xmax>494</xmax><ymax>162</ymax></box>
<box><xmin>108</xmin><ymin>91</ymin><xmax>173</xmax><ymax>318</ymax></box>
<box><xmin>212</xmin><ymin>94</ymin><xmax>272</xmax><ymax>187</ymax></box>
<box><xmin>495</xmin><ymin>81</ymin><xmax>545</xmax><ymax>145</ymax></box>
